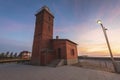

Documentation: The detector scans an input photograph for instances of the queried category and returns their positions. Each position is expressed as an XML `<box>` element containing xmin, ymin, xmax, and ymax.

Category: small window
<box><xmin>71</xmin><ymin>49</ymin><xmax>74</xmax><ymax>56</ymax></box>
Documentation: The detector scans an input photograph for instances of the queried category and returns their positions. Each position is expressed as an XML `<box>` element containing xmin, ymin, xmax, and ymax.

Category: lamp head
<box><xmin>97</xmin><ymin>20</ymin><xmax>102</xmax><ymax>24</ymax></box>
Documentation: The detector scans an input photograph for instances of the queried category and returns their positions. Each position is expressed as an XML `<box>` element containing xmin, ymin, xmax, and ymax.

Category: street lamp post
<box><xmin>97</xmin><ymin>20</ymin><xmax>117</xmax><ymax>73</ymax></box>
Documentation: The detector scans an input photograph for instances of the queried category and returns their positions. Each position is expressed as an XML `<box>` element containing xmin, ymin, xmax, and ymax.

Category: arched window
<box><xmin>71</xmin><ymin>49</ymin><xmax>74</xmax><ymax>56</ymax></box>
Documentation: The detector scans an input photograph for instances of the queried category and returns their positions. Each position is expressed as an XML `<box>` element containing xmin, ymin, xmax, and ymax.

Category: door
<box><xmin>58</xmin><ymin>48</ymin><xmax>61</xmax><ymax>59</ymax></box>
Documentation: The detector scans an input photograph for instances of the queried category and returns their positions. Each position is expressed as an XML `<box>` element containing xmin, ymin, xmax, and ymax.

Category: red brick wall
<box><xmin>31</xmin><ymin>9</ymin><xmax>54</xmax><ymax>65</ymax></box>
<box><xmin>46</xmin><ymin>54</ymin><xmax>55</xmax><ymax>64</ymax></box>
<box><xmin>40</xmin><ymin>53</ymin><xmax>55</xmax><ymax>65</ymax></box>
<box><xmin>52</xmin><ymin>40</ymin><xmax>67</xmax><ymax>59</ymax></box>
<box><xmin>52</xmin><ymin>40</ymin><xmax>78</xmax><ymax>60</ymax></box>
<box><xmin>66</xmin><ymin>41</ymin><xmax>78</xmax><ymax>59</ymax></box>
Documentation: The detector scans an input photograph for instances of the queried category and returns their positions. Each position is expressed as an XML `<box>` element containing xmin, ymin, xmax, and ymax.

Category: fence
<box><xmin>79</xmin><ymin>59</ymin><xmax>115</xmax><ymax>72</ymax></box>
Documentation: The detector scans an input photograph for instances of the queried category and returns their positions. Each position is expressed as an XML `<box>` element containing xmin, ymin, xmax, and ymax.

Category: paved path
<box><xmin>0</xmin><ymin>63</ymin><xmax>120</xmax><ymax>80</ymax></box>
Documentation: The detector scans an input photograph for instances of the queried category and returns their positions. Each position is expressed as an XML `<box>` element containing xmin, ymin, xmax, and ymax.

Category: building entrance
<box><xmin>58</xmin><ymin>48</ymin><xmax>61</xmax><ymax>59</ymax></box>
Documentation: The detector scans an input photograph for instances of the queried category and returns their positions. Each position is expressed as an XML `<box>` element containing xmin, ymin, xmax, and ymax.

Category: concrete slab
<box><xmin>0</xmin><ymin>63</ymin><xmax>120</xmax><ymax>80</ymax></box>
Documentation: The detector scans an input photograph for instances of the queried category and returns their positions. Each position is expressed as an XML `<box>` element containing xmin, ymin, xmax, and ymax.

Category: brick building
<box><xmin>19</xmin><ymin>51</ymin><xmax>31</xmax><ymax>59</ymax></box>
<box><xmin>31</xmin><ymin>6</ymin><xmax>78</xmax><ymax>66</ymax></box>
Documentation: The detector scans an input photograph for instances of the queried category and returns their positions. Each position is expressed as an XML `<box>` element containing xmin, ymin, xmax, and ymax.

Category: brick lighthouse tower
<box><xmin>31</xmin><ymin>6</ymin><xmax>54</xmax><ymax>65</ymax></box>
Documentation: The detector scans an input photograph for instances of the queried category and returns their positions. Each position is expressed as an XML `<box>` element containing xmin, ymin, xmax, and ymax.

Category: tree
<box><xmin>0</xmin><ymin>53</ymin><xmax>5</xmax><ymax>59</ymax></box>
<box><xmin>0</xmin><ymin>53</ymin><xmax>2</xmax><ymax>59</ymax></box>
<box><xmin>10</xmin><ymin>52</ymin><xmax>13</xmax><ymax>58</ymax></box>
<box><xmin>18</xmin><ymin>52</ymin><xmax>22</xmax><ymax>58</ymax></box>
<box><xmin>5</xmin><ymin>51</ymin><xmax>9</xmax><ymax>59</ymax></box>
<box><xmin>13</xmin><ymin>53</ymin><xmax>17</xmax><ymax>58</ymax></box>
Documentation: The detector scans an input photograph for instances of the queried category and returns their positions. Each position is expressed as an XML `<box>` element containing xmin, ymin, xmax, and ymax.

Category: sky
<box><xmin>0</xmin><ymin>0</ymin><xmax>120</xmax><ymax>57</ymax></box>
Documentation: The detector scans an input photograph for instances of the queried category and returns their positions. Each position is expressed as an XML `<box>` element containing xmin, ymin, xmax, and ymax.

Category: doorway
<box><xmin>58</xmin><ymin>48</ymin><xmax>61</xmax><ymax>59</ymax></box>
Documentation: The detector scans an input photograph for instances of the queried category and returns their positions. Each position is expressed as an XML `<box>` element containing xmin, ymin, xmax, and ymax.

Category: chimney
<box><xmin>56</xmin><ymin>36</ymin><xmax>59</xmax><ymax>39</ymax></box>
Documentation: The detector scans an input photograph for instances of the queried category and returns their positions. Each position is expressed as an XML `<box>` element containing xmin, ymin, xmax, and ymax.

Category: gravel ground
<box><xmin>0</xmin><ymin>63</ymin><xmax>120</xmax><ymax>80</ymax></box>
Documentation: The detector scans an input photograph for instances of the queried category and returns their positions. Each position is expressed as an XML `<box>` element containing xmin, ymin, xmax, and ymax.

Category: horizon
<box><xmin>0</xmin><ymin>0</ymin><xmax>120</xmax><ymax>57</ymax></box>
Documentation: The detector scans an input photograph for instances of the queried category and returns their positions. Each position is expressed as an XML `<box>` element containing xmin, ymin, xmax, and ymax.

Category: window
<box><xmin>71</xmin><ymin>49</ymin><xmax>74</xmax><ymax>56</ymax></box>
